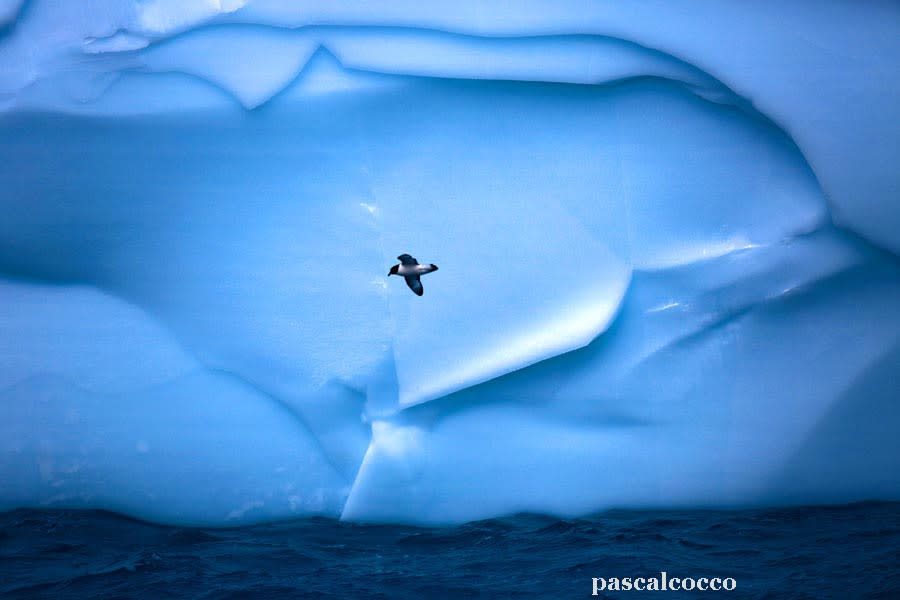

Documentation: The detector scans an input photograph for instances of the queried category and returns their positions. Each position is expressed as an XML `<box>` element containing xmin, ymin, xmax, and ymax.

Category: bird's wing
<box><xmin>397</xmin><ymin>254</ymin><xmax>418</xmax><ymax>265</ymax></box>
<box><xmin>405</xmin><ymin>276</ymin><xmax>424</xmax><ymax>296</ymax></box>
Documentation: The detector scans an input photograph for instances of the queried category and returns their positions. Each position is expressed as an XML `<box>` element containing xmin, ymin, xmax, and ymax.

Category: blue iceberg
<box><xmin>0</xmin><ymin>0</ymin><xmax>898</xmax><ymax>525</ymax></box>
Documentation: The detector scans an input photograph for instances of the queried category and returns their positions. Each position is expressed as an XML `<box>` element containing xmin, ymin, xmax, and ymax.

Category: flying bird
<box><xmin>388</xmin><ymin>253</ymin><xmax>438</xmax><ymax>296</ymax></box>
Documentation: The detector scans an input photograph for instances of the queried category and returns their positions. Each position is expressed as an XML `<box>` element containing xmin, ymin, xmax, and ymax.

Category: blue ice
<box><xmin>0</xmin><ymin>0</ymin><xmax>898</xmax><ymax>525</ymax></box>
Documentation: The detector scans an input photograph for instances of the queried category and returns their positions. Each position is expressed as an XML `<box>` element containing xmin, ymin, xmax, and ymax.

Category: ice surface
<box><xmin>5</xmin><ymin>1</ymin><xmax>895</xmax><ymax>250</ymax></box>
<box><xmin>1</xmin><ymin>372</ymin><xmax>349</xmax><ymax>525</ymax></box>
<box><xmin>0</xmin><ymin>0</ymin><xmax>23</xmax><ymax>27</ymax></box>
<box><xmin>141</xmin><ymin>26</ymin><xmax>319</xmax><ymax>108</ymax></box>
<box><xmin>345</xmin><ymin>232</ymin><xmax>900</xmax><ymax>523</ymax></box>
<box><xmin>0</xmin><ymin>0</ymin><xmax>898</xmax><ymax>525</ymax></box>
<box><xmin>589</xmin><ymin>1</ymin><xmax>900</xmax><ymax>256</ymax></box>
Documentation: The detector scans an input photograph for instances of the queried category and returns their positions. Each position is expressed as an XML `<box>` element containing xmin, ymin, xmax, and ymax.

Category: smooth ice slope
<box><xmin>1</xmin><ymin>0</ymin><xmax>899</xmax><ymax>525</ymax></box>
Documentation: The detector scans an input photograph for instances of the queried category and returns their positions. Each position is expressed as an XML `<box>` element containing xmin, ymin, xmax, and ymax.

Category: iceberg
<box><xmin>0</xmin><ymin>0</ymin><xmax>898</xmax><ymax>526</ymax></box>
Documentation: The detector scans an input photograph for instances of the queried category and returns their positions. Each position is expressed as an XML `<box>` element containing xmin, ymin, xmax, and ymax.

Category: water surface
<box><xmin>2</xmin><ymin>502</ymin><xmax>898</xmax><ymax>598</ymax></box>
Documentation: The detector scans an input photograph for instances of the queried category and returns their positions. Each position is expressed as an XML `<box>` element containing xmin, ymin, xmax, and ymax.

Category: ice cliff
<box><xmin>1</xmin><ymin>0</ymin><xmax>898</xmax><ymax>525</ymax></box>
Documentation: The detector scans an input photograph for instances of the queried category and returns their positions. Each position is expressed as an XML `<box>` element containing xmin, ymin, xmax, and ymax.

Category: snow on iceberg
<box><xmin>0</xmin><ymin>0</ymin><xmax>898</xmax><ymax>525</ymax></box>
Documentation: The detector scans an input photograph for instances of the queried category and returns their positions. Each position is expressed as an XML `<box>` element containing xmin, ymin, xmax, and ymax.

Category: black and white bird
<box><xmin>388</xmin><ymin>253</ymin><xmax>438</xmax><ymax>296</ymax></box>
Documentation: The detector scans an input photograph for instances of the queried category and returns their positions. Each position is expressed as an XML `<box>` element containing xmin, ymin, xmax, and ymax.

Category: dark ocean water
<box><xmin>1</xmin><ymin>502</ymin><xmax>898</xmax><ymax>599</ymax></box>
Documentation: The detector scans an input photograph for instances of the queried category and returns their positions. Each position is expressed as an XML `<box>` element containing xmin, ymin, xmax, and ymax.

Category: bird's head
<box><xmin>388</xmin><ymin>264</ymin><xmax>399</xmax><ymax>276</ymax></box>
